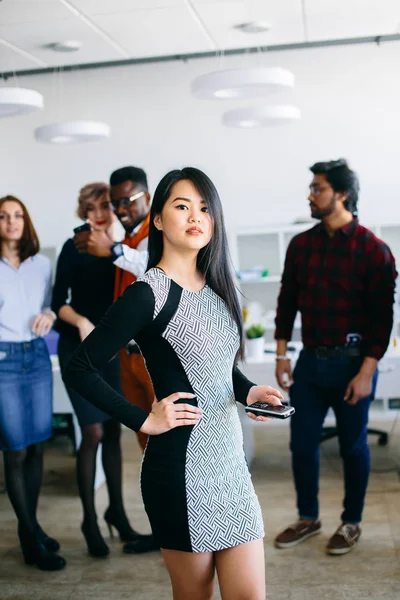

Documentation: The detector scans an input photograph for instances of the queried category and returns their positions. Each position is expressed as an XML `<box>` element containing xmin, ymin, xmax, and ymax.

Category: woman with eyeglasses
<box><xmin>52</xmin><ymin>183</ymin><xmax>150</xmax><ymax>558</ymax></box>
<box><xmin>0</xmin><ymin>195</ymin><xmax>65</xmax><ymax>571</ymax></box>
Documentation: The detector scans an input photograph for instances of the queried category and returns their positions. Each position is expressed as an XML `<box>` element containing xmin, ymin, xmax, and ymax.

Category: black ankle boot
<box><xmin>36</xmin><ymin>524</ymin><xmax>60</xmax><ymax>553</ymax></box>
<box><xmin>104</xmin><ymin>507</ymin><xmax>141</xmax><ymax>542</ymax></box>
<box><xmin>81</xmin><ymin>520</ymin><xmax>109</xmax><ymax>558</ymax></box>
<box><xmin>18</xmin><ymin>528</ymin><xmax>66</xmax><ymax>571</ymax></box>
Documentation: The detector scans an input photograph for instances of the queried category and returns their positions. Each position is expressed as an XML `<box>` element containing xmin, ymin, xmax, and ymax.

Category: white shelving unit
<box><xmin>232</xmin><ymin>221</ymin><xmax>400</xmax><ymax>423</ymax></box>
<box><xmin>234</xmin><ymin>221</ymin><xmax>400</xmax><ymax>337</ymax></box>
<box><xmin>234</xmin><ymin>222</ymin><xmax>310</xmax><ymax>343</ymax></box>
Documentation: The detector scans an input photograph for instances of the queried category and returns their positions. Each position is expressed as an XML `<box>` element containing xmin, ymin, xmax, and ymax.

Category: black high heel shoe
<box><xmin>18</xmin><ymin>528</ymin><xmax>66</xmax><ymax>571</ymax></box>
<box><xmin>81</xmin><ymin>520</ymin><xmax>109</xmax><ymax>558</ymax></box>
<box><xmin>36</xmin><ymin>525</ymin><xmax>60</xmax><ymax>553</ymax></box>
<box><xmin>103</xmin><ymin>507</ymin><xmax>142</xmax><ymax>543</ymax></box>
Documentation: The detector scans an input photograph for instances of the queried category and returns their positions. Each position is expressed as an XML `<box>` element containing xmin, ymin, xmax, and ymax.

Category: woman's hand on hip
<box><xmin>246</xmin><ymin>385</ymin><xmax>283</xmax><ymax>423</ymax></box>
<box><xmin>77</xmin><ymin>317</ymin><xmax>95</xmax><ymax>341</ymax></box>
<box><xmin>140</xmin><ymin>393</ymin><xmax>202</xmax><ymax>435</ymax></box>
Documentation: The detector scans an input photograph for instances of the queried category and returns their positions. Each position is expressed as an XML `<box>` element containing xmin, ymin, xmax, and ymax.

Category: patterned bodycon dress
<box><xmin>64</xmin><ymin>267</ymin><xmax>264</xmax><ymax>552</ymax></box>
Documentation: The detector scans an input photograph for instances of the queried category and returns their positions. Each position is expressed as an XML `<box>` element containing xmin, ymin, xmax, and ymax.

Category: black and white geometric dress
<box><xmin>64</xmin><ymin>267</ymin><xmax>264</xmax><ymax>552</ymax></box>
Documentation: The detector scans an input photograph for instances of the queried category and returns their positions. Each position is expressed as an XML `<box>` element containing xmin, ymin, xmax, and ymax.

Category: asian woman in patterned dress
<box><xmin>64</xmin><ymin>168</ymin><xmax>283</xmax><ymax>599</ymax></box>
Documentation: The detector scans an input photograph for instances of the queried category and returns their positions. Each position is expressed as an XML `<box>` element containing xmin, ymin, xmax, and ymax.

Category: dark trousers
<box><xmin>289</xmin><ymin>349</ymin><xmax>378</xmax><ymax>524</ymax></box>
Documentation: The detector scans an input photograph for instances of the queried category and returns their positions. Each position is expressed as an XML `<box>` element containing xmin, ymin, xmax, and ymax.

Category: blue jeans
<box><xmin>289</xmin><ymin>349</ymin><xmax>378</xmax><ymax>525</ymax></box>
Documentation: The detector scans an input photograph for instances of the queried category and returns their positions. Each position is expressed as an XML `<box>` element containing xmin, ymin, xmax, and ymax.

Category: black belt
<box><xmin>306</xmin><ymin>345</ymin><xmax>361</xmax><ymax>360</ymax></box>
<box><xmin>125</xmin><ymin>342</ymin><xmax>141</xmax><ymax>355</ymax></box>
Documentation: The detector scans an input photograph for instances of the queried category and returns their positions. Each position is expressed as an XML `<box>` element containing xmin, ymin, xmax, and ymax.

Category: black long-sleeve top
<box><xmin>51</xmin><ymin>238</ymin><xmax>116</xmax><ymax>342</ymax></box>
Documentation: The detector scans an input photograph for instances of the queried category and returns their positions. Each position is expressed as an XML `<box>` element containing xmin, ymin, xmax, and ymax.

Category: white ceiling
<box><xmin>1</xmin><ymin>0</ymin><xmax>399</xmax><ymax>74</ymax></box>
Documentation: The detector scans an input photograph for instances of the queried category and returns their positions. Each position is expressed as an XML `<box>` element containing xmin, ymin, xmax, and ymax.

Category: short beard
<box><xmin>311</xmin><ymin>195</ymin><xmax>336</xmax><ymax>220</ymax></box>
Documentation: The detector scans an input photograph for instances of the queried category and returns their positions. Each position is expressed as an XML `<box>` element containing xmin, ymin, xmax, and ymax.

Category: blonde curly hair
<box><xmin>76</xmin><ymin>182</ymin><xmax>110</xmax><ymax>221</ymax></box>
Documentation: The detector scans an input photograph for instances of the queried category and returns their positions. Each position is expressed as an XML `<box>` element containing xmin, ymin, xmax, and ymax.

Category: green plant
<box><xmin>246</xmin><ymin>324</ymin><xmax>265</xmax><ymax>339</ymax></box>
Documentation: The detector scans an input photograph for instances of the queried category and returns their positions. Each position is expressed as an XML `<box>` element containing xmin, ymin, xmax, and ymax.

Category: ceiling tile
<box><xmin>305</xmin><ymin>0</ymin><xmax>400</xmax><ymax>41</ymax></box>
<box><xmin>192</xmin><ymin>1</ymin><xmax>242</xmax><ymax>4</ymax></box>
<box><xmin>191</xmin><ymin>0</ymin><xmax>255</xmax><ymax>5</ymax></box>
<box><xmin>2</xmin><ymin>0</ymin><xmax>399</xmax><ymax>74</ymax></box>
<box><xmin>0</xmin><ymin>18</ymin><xmax>125</xmax><ymax>67</ymax></box>
<box><xmin>0</xmin><ymin>0</ymin><xmax>72</xmax><ymax>24</ymax></box>
<box><xmin>0</xmin><ymin>44</ymin><xmax>44</xmax><ymax>71</ymax></box>
<box><xmin>91</xmin><ymin>6</ymin><xmax>216</xmax><ymax>57</ymax></box>
<box><xmin>194</xmin><ymin>0</ymin><xmax>305</xmax><ymax>49</ymax></box>
<box><xmin>71</xmin><ymin>0</ymin><xmax>184</xmax><ymax>15</ymax></box>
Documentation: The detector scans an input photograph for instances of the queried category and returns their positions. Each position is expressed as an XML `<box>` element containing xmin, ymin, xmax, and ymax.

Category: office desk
<box><xmin>240</xmin><ymin>347</ymin><xmax>400</xmax><ymax>466</ymax></box>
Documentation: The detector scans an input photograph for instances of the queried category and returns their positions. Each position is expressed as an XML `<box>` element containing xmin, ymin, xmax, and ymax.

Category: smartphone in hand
<box><xmin>73</xmin><ymin>223</ymin><xmax>91</xmax><ymax>234</ymax></box>
<box><xmin>73</xmin><ymin>222</ymin><xmax>91</xmax><ymax>253</ymax></box>
<box><xmin>245</xmin><ymin>402</ymin><xmax>295</xmax><ymax>419</ymax></box>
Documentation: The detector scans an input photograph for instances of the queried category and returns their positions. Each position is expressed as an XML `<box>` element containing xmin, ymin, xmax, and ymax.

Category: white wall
<box><xmin>1</xmin><ymin>41</ymin><xmax>400</xmax><ymax>248</ymax></box>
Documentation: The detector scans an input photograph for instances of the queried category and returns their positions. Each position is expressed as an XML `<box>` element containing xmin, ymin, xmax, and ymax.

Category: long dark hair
<box><xmin>147</xmin><ymin>167</ymin><xmax>244</xmax><ymax>358</ymax></box>
<box><xmin>0</xmin><ymin>195</ymin><xmax>40</xmax><ymax>262</ymax></box>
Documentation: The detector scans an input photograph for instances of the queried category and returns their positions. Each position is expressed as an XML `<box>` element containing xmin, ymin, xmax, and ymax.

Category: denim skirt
<box><xmin>0</xmin><ymin>338</ymin><xmax>53</xmax><ymax>451</ymax></box>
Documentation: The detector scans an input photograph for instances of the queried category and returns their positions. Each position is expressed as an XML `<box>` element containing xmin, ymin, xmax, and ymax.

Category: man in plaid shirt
<box><xmin>274</xmin><ymin>159</ymin><xmax>397</xmax><ymax>555</ymax></box>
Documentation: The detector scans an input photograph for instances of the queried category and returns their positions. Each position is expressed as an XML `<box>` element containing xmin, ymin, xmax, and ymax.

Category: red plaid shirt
<box><xmin>275</xmin><ymin>220</ymin><xmax>398</xmax><ymax>359</ymax></box>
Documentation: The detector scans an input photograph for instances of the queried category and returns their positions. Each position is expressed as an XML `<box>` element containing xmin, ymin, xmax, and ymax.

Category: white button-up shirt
<box><xmin>113</xmin><ymin>222</ymin><xmax>148</xmax><ymax>277</ymax></box>
<box><xmin>0</xmin><ymin>254</ymin><xmax>52</xmax><ymax>342</ymax></box>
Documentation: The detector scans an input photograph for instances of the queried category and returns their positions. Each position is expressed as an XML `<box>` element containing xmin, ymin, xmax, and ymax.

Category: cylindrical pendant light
<box><xmin>0</xmin><ymin>87</ymin><xmax>44</xmax><ymax>118</ymax></box>
<box><xmin>191</xmin><ymin>67</ymin><xmax>294</xmax><ymax>100</ymax></box>
<box><xmin>34</xmin><ymin>121</ymin><xmax>111</xmax><ymax>144</ymax></box>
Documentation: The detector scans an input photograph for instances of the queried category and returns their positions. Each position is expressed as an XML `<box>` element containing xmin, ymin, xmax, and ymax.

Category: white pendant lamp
<box><xmin>191</xmin><ymin>67</ymin><xmax>294</xmax><ymax>100</ymax></box>
<box><xmin>222</xmin><ymin>105</ymin><xmax>301</xmax><ymax>128</ymax></box>
<box><xmin>0</xmin><ymin>87</ymin><xmax>44</xmax><ymax>118</ymax></box>
<box><xmin>34</xmin><ymin>121</ymin><xmax>111</xmax><ymax>144</ymax></box>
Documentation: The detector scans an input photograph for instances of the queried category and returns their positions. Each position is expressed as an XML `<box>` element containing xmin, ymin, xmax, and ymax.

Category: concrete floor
<box><xmin>0</xmin><ymin>419</ymin><xmax>399</xmax><ymax>600</ymax></box>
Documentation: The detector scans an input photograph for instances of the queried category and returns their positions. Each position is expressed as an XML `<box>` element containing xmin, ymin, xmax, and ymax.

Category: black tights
<box><xmin>3</xmin><ymin>443</ymin><xmax>45</xmax><ymax>535</ymax></box>
<box><xmin>77</xmin><ymin>420</ymin><xmax>126</xmax><ymax>523</ymax></box>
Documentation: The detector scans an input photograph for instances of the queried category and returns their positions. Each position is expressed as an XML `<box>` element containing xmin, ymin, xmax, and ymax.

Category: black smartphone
<box><xmin>73</xmin><ymin>223</ymin><xmax>91</xmax><ymax>234</ymax></box>
<box><xmin>245</xmin><ymin>402</ymin><xmax>295</xmax><ymax>419</ymax></box>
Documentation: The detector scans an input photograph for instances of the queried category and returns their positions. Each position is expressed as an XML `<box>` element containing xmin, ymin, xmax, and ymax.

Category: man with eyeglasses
<box><xmin>74</xmin><ymin>166</ymin><xmax>150</xmax><ymax>276</ymax></box>
<box><xmin>273</xmin><ymin>159</ymin><xmax>397</xmax><ymax>556</ymax></box>
<box><xmin>74</xmin><ymin>166</ymin><xmax>157</xmax><ymax>555</ymax></box>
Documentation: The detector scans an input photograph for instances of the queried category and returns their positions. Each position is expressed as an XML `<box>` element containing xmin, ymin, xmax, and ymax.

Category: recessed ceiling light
<box><xmin>47</xmin><ymin>41</ymin><xmax>82</xmax><ymax>52</ymax></box>
<box><xmin>234</xmin><ymin>21</ymin><xmax>271</xmax><ymax>34</ymax></box>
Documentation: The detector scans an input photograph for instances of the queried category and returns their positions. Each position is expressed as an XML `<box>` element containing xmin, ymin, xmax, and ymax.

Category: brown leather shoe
<box><xmin>326</xmin><ymin>523</ymin><xmax>361</xmax><ymax>555</ymax></box>
<box><xmin>274</xmin><ymin>519</ymin><xmax>322</xmax><ymax>549</ymax></box>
